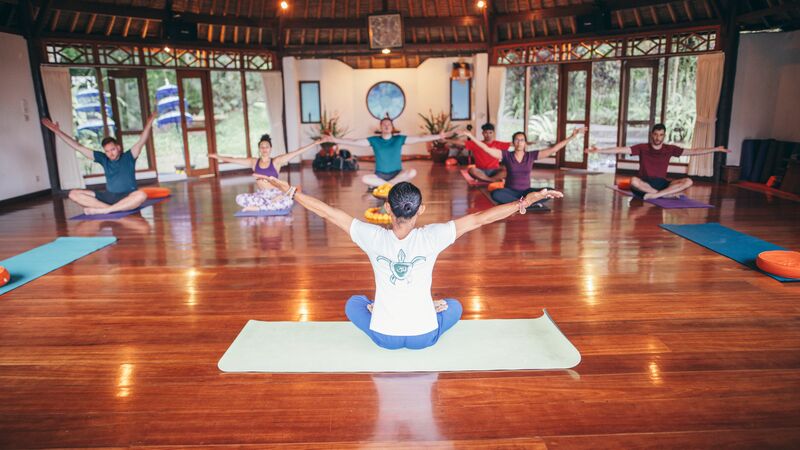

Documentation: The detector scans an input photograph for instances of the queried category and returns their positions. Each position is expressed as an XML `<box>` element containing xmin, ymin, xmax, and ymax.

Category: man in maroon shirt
<box><xmin>452</xmin><ymin>123</ymin><xmax>510</xmax><ymax>182</ymax></box>
<box><xmin>587</xmin><ymin>124</ymin><xmax>729</xmax><ymax>199</ymax></box>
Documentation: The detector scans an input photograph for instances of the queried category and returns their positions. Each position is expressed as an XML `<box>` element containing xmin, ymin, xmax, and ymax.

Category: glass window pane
<box><xmin>566</xmin><ymin>70</ymin><xmax>587</xmax><ymax>121</ymax></box>
<box><xmin>113</xmin><ymin>78</ymin><xmax>143</xmax><ymax>131</ymax></box>
<box><xmin>245</xmin><ymin>72</ymin><xmax>271</xmax><ymax>153</ymax></box>
<box><xmin>665</xmin><ymin>56</ymin><xmax>697</xmax><ymax>164</ymax></box>
<box><xmin>182</xmin><ymin>78</ymin><xmax>206</xmax><ymax>129</ymax></box>
<box><xmin>564</xmin><ymin>124</ymin><xmax>585</xmax><ymax>163</ymax></box>
<box><xmin>210</xmin><ymin>71</ymin><xmax>247</xmax><ymax>158</ymax></box>
<box><xmin>299</xmin><ymin>82</ymin><xmax>320</xmax><ymax>123</ymax></box>
<box><xmin>187</xmin><ymin>130</ymin><xmax>209</xmax><ymax>170</ymax></box>
<box><xmin>450</xmin><ymin>79</ymin><xmax>470</xmax><ymax>120</ymax></box>
<box><xmin>526</xmin><ymin>65</ymin><xmax>558</xmax><ymax>147</ymax></box>
<box><xmin>627</xmin><ymin>67</ymin><xmax>654</xmax><ymax>121</ymax></box>
<box><xmin>498</xmin><ymin>66</ymin><xmax>525</xmax><ymax>141</ymax></box>
<box><xmin>147</xmin><ymin>69</ymin><xmax>186</xmax><ymax>178</ymax></box>
<box><xmin>589</xmin><ymin>61</ymin><xmax>621</xmax><ymax>172</ymax></box>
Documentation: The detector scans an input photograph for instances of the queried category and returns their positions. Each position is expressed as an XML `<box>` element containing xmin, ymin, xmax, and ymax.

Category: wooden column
<box><xmin>713</xmin><ymin>0</ymin><xmax>741</xmax><ymax>182</ymax></box>
<box><xmin>20</xmin><ymin>0</ymin><xmax>62</xmax><ymax>194</ymax></box>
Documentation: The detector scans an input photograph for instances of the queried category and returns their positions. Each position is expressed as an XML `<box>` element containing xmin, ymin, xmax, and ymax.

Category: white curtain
<box><xmin>688</xmin><ymin>53</ymin><xmax>725</xmax><ymax>177</ymax></box>
<box><xmin>41</xmin><ymin>66</ymin><xmax>85</xmax><ymax>189</ymax></box>
<box><xmin>487</xmin><ymin>66</ymin><xmax>506</xmax><ymax>127</ymax></box>
<box><xmin>261</xmin><ymin>71</ymin><xmax>286</xmax><ymax>157</ymax></box>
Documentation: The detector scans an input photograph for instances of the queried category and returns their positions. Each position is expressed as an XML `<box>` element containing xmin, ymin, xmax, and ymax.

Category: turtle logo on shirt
<box><xmin>377</xmin><ymin>249</ymin><xmax>426</xmax><ymax>285</ymax></box>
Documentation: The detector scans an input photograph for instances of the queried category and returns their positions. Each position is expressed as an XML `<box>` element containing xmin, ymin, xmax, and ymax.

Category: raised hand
<box><xmin>208</xmin><ymin>154</ymin><xmax>219</xmax><ymax>160</ymax></box>
<box><xmin>715</xmin><ymin>146</ymin><xmax>730</xmax><ymax>153</ymax></box>
<box><xmin>571</xmin><ymin>126</ymin><xmax>588</xmax><ymax>137</ymax></box>
<box><xmin>523</xmin><ymin>189</ymin><xmax>563</xmax><ymax>208</ymax></box>
<box><xmin>41</xmin><ymin>118</ymin><xmax>60</xmax><ymax>132</ymax></box>
<box><xmin>585</xmin><ymin>145</ymin><xmax>599</xmax><ymax>154</ymax></box>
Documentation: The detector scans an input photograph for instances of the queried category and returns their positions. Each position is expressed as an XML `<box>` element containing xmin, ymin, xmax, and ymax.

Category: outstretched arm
<box><xmin>405</xmin><ymin>131</ymin><xmax>448</xmax><ymax>145</ymax></box>
<box><xmin>463</xmin><ymin>131</ymin><xmax>503</xmax><ymax>160</ymax></box>
<box><xmin>259</xmin><ymin>175</ymin><xmax>354</xmax><ymax>233</ymax></box>
<box><xmin>41</xmin><ymin>118</ymin><xmax>95</xmax><ymax>160</ymax></box>
<box><xmin>208</xmin><ymin>154</ymin><xmax>256</xmax><ymax>166</ymax></box>
<box><xmin>272</xmin><ymin>136</ymin><xmax>330</xmax><ymax>170</ymax></box>
<box><xmin>585</xmin><ymin>145</ymin><xmax>632</xmax><ymax>155</ymax></box>
<box><xmin>538</xmin><ymin>126</ymin><xmax>587</xmax><ymax>159</ymax></box>
<box><xmin>453</xmin><ymin>189</ymin><xmax>564</xmax><ymax>239</ymax></box>
<box><xmin>329</xmin><ymin>136</ymin><xmax>371</xmax><ymax>147</ymax></box>
<box><xmin>682</xmin><ymin>146</ymin><xmax>729</xmax><ymax>156</ymax></box>
<box><xmin>130</xmin><ymin>113</ymin><xmax>157</xmax><ymax>159</ymax></box>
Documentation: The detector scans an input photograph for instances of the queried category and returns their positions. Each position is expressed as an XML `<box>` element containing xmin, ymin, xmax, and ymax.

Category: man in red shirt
<box><xmin>587</xmin><ymin>124</ymin><xmax>729</xmax><ymax>199</ymax></box>
<box><xmin>458</xmin><ymin>123</ymin><xmax>510</xmax><ymax>182</ymax></box>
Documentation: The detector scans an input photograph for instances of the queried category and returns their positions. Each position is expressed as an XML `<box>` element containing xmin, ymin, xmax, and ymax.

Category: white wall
<box><xmin>283</xmin><ymin>55</ymin><xmax>488</xmax><ymax>159</ymax></box>
<box><xmin>727</xmin><ymin>30</ymin><xmax>800</xmax><ymax>165</ymax></box>
<box><xmin>0</xmin><ymin>33</ymin><xmax>51</xmax><ymax>201</ymax></box>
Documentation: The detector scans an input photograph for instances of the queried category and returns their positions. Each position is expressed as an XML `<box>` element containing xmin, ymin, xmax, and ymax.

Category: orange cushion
<box><xmin>488</xmin><ymin>181</ymin><xmax>505</xmax><ymax>192</ymax></box>
<box><xmin>756</xmin><ymin>251</ymin><xmax>800</xmax><ymax>279</ymax></box>
<box><xmin>617</xmin><ymin>179</ymin><xmax>632</xmax><ymax>190</ymax></box>
<box><xmin>141</xmin><ymin>187</ymin><xmax>171</xmax><ymax>199</ymax></box>
<box><xmin>0</xmin><ymin>266</ymin><xmax>9</xmax><ymax>287</ymax></box>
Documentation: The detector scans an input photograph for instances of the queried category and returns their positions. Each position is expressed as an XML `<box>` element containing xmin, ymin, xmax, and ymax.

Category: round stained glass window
<box><xmin>366</xmin><ymin>81</ymin><xmax>406</xmax><ymax>120</ymax></box>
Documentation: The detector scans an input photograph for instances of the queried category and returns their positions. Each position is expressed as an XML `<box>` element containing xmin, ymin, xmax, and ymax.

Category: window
<box><xmin>589</xmin><ymin>61</ymin><xmax>621</xmax><ymax>172</ymax></box>
<box><xmin>245</xmin><ymin>72</ymin><xmax>271</xmax><ymax>151</ymax></box>
<box><xmin>299</xmin><ymin>81</ymin><xmax>321</xmax><ymax>123</ymax></box>
<box><xmin>664</xmin><ymin>56</ymin><xmax>697</xmax><ymax>163</ymax></box>
<box><xmin>498</xmin><ymin>66</ymin><xmax>525</xmax><ymax>141</ymax></box>
<box><xmin>211</xmin><ymin>71</ymin><xmax>248</xmax><ymax>163</ymax></box>
<box><xmin>526</xmin><ymin>65</ymin><xmax>558</xmax><ymax>148</ymax></box>
<box><xmin>146</xmin><ymin>69</ymin><xmax>185</xmax><ymax>177</ymax></box>
<box><xmin>450</xmin><ymin>79</ymin><xmax>471</xmax><ymax>121</ymax></box>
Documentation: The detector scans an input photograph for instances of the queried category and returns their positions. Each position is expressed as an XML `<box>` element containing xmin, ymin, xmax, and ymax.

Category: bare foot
<box><xmin>242</xmin><ymin>206</ymin><xmax>260</xmax><ymax>212</ymax></box>
<box><xmin>83</xmin><ymin>207</ymin><xmax>111</xmax><ymax>215</ymax></box>
<box><xmin>642</xmin><ymin>193</ymin><xmax>660</xmax><ymax>200</ymax></box>
<box><xmin>663</xmin><ymin>193</ymin><xmax>683</xmax><ymax>199</ymax></box>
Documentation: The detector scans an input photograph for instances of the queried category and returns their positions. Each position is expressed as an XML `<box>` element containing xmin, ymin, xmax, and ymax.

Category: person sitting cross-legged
<box><xmin>41</xmin><ymin>115</ymin><xmax>157</xmax><ymax>215</ymax></box>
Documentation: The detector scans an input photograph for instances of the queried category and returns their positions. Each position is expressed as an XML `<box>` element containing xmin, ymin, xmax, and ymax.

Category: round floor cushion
<box><xmin>141</xmin><ymin>187</ymin><xmax>171</xmax><ymax>199</ymax></box>
<box><xmin>617</xmin><ymin>179</ymin><xmax>632</xmax><ymax>190</ymax></box>
<box><xmin>756</xmin><ymin>250</ymin><xmax>800</xmax><ymax>279</ymax></box>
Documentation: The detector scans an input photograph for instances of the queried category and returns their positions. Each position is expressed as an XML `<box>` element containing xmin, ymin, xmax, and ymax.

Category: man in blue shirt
<box><xmin>42</xmin><ymin>114</ymin><xmax>156</xmax><ymax>215</ymax></box>
<box><xmin>329</xmin><ymin>118</ymin><xmax>449</xmax><ymax>187</ymax></box>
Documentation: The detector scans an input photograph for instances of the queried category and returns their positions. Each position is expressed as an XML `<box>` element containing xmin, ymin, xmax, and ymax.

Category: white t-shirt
<box><xmin>349</xmin><ymin>219</ymin><xmax>457</xmax><ymax>336</ymax></box>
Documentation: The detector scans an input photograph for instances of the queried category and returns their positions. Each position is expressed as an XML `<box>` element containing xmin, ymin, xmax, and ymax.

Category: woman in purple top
<box><xmin>210</xmin><ymin>134</ymin><xmax>329</xmax><ymax>212</ymax></box>
<box><xmin>465</xmin><ymin>127</ymin><xmax>586</xmax><ymax>207</ymax></box>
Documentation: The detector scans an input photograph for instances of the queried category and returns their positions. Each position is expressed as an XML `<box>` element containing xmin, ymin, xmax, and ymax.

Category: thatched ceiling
<box><xmin>0</xmin><ymin>0</ymin><xmax>798</xmax><ymax>67</ymax></box>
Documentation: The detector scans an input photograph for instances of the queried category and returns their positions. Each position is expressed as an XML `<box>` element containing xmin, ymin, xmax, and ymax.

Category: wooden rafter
<box><xmin>69</xmin><ymin>11</ymin><xmax>79</xmax><ymax>32</ymax></box>
<box><xmin>122</xmin><ymin>17</ymin><xmax>131</xmax><ymax>37</ymax></box>
<box><xmin>50</xmin><ymin>9</ymin><xmax>60</xmax><ymax>31</ymax></box>
<box><xmin>105</xmin><ymin>15</ymin><xmax>115</xmax><ymax>35</ymax></box>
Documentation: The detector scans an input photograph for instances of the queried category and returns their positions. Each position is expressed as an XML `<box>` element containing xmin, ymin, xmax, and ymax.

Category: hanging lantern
<box><xmin>451</xmin><ymin>61</ymin><xmax>472</xmax><ymax>81</ymax></box>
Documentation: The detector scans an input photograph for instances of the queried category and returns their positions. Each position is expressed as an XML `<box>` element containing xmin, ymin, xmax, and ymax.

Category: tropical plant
<box><xmin>418</xmin><ymin>109</ymin><xmax>456</xmax><ymax>145</ymax></box>
<box><xmin>309</xmin><ymin>109</ymin><xmax>349</xmax><ymax>140</ymax></box>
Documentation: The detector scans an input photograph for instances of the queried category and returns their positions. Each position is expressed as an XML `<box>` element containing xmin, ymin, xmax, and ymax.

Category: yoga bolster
<box><xmin>757</xmin><ymin>251</ymin><xmax>800</xmax><ymax>279</ymax></box>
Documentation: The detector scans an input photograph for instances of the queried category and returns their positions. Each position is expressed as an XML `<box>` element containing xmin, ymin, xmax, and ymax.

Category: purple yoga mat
<box><xmin>606</xmin><ymin>185</ymin><xmax>713</xmax><ymax>209</ymax></box>
<box><xmin>69</xmin><ymin>197</ymin><xmax>168</xmax><ymax>220</ymax></box>
<box><xmin>234</xmin><ymin>208</ymin><xmax>292</xmax><ymax>217</ymax></box>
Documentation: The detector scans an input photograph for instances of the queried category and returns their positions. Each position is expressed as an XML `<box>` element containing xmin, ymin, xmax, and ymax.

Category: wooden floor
<box><xmin>1</xmin><ymin>161</ymin><xmax>799</xmax><ymax>449</ymax></box>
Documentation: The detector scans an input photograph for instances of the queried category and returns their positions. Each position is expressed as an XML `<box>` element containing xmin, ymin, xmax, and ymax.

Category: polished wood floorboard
<box><xmin>1</xmin><ymin>161</ymin><xmax>799</xmax><ymax>449</ymax></box>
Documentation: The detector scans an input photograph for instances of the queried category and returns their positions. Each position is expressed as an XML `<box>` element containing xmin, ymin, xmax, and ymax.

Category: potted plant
<box><xmin>418</xmin><ymin>110</ymin><xmax>455</xmax><ymax>163</ymax></box>
<box><xmin>309</xmin><ymin>109</ymin><xmax>349</xmax><ymax>157</ymax></box>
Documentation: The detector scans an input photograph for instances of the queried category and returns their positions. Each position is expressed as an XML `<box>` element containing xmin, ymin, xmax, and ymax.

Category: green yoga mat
<box><xmin>0</xmin><ymin>237</ymin><xmax>117</xmax><ymax>295</ymax></box>
<box><xmin>218</xmin><ymin>310</ymin><xmax>580</xmax><ymax>373</ymax></box>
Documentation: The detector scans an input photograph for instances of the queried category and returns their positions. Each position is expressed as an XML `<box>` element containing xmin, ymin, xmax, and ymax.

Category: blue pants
<box><xmin>345</xmin><ymin>295</ymin><xmax>463</xmax><ymax>350</ymax></box>
<box><xmin>491</xmin><ymin>187</ymin><xmax>551</xmax><ymax>205</ymax></box>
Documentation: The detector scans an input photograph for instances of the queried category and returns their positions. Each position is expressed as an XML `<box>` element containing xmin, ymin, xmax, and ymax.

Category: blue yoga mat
<box><xmin>660</xmin><ymin>223</ymin><xmax>799</xmax><ymax>282</ymax></box>
<box><xmin>0</xmin><ymin>237</ymin><xmax>117</xmax><ymax>295</ymax></box>
<box><xmin>234</xmin><ymin>208</ymin><xmax>292</xmax><ymax>217</ymax></box>
<box><xmin>69</xmin><ymin>197</ymin><xmax>168</xmax><ymax>220</ymax></box>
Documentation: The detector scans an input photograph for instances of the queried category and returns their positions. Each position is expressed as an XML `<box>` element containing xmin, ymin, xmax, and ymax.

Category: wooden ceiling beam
<box><xmin>738</xmin><ymin>3</ymin><xmax>800</xmax><ymax>22</ymax></box>
<box><xmin>39</xmin><ymin>31</ymin><xmax>278</xmax><ymax>52</ymax></box>
<box><xmin>494</xmin><ymin>0</ymin><xmax>681</xmax><ymax>25</ymax></box>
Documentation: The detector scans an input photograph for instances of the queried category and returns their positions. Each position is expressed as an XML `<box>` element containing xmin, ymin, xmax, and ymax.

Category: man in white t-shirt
<box><xmin>260</xmin><ymin>176</ymin><xmax>563</xmax><ymax>350</ymax></box>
